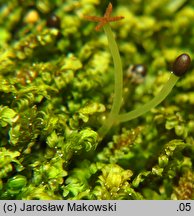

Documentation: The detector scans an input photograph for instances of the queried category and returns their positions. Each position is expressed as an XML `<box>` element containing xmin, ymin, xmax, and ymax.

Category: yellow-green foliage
<box><xmin>0</xmin><ymin>0</ymin><xmax>193</xmax><ymax>199</ymax></box>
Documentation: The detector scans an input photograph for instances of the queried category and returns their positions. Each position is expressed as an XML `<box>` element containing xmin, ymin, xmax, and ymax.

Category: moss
<box><xmin>0</xmin><ymin>0</ymin><xmax>193</xmax><ymax>200</ymax></box>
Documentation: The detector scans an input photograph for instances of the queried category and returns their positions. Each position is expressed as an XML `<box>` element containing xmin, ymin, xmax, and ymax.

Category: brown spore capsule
<box><xmin>46</xmin><ymin>14</ymin><xmax>61</xmax><ymax>29</ymax></box>
<box><xmin>172</xmin><ymin>53</ymin><xmax>191</xmax><ymax>77</ymax></box>
<box><xmin>131</xmin><ymin>64</ymin><xmax>147</xmax><ymax>77</ymax></box>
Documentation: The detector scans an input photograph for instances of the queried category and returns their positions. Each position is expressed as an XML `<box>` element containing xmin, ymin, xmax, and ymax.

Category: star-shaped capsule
<box><xmin>84</xmin><ymin>3</ymin><xmax>124</xmax><ymax>31</ymax></box>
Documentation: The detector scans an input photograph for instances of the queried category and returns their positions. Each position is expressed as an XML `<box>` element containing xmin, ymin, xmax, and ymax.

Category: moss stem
<box><xmin>117</xmin><ymin>73</ymin><xmax>179</xmax><ymax>123</ymax></box>
<box><xmin>97</xmin><ymin>23</ymin><xmax>182</xmax><ymax>140</ymax></box>
<box><xmin>98</xmin><ymin>24</ymin><xmax>123</xmax><ymax>138</ymax></box>
<box><xmin>103</xmin><ymin>24</ymin><xmax>123</xmax><ymax>117</ymax></box>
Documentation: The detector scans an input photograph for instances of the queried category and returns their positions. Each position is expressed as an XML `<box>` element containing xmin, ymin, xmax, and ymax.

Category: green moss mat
<box><xmin>0</xmin><ymin>0</ymin><xmax>193</xmax><ymax>200</ymax></box>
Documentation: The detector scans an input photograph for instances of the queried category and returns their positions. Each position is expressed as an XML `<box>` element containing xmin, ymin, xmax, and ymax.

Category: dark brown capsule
<box><xmin>131</xmin><ymin>64</ymin><xmax>147</xmax><ymax>77</ymax></box>
<box><xmin>46</xmin><ymin>14</ymin><xmax>61</xmax><ymax>29</ymax></box>
<box><xmin>172</xmin><ymin>53</ymin><xmax>191</xmax><ymax>77</ymax></box>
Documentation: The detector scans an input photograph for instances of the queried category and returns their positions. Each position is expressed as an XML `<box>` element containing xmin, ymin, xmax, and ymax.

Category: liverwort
<box><xmin>84</xmin><ymin>3</ymin><xmax>191</xmax><ymax>139</ymax></box>
<box><xmin>117</xmin><ymin>53</ymin><xmax>191</xmax><ymax>123</ymax></box>
<box><xmin>84</xmin><ymin>3</ymin><xmax>124</xmax><ymax>137</ymax></box>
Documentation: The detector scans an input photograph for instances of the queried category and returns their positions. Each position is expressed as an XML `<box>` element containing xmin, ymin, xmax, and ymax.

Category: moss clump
<box><xmin>0</xmin><ymin>0</ymin><xmax>193</xmax><ymax>200</ymax></box>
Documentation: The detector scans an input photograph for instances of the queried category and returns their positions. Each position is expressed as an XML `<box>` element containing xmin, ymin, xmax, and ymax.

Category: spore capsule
<box><xmin>172</xmin><ymin>53</ymin><xmax>191</xmax><ymax>77</ymax></box>
<box><xmin>46</xmin><ymin>14</ymin><xmax>61</xmax><ymax>29</ymax></box>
